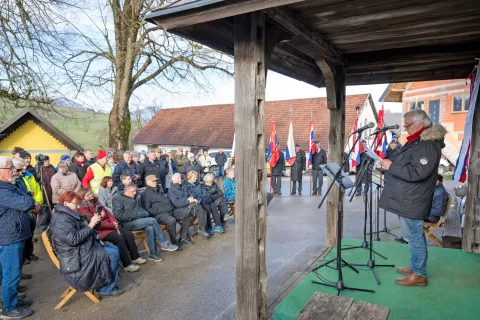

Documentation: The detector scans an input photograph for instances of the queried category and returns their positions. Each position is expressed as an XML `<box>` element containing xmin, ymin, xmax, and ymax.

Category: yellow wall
<box><xmin>0</xmin><ymin>120</ymin><xmax>72</xmax><ymax>166</ymax></box>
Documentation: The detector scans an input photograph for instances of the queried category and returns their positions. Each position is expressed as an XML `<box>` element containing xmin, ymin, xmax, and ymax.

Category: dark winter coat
<box><xmin>291</xmin><ymin>149</ymin><xmax>306</xmax><ymax>181</ymax></box>
<box><xmin>167</xmin><ymin>183</ymin><xmax>189</xmax><ymax>209</ymax></box>
<box><xmin>37</xmin><ymin>164</ymin><xmax>56</xmax><ymax>205</ymax></box>
<box><xmin>111</xmin><ymin>193</ymin><xmax>150</xmax><ymax>223</ymax></box>
<box><xmin>139</xmin><ymin>160</ymin><xmax>164</xmax><ymax>183</ymax></box>
<box><xmin>140</xmin><ymin>186</ymin><xmax>173</xmax><ymax>215</ymax></box>
<box><xmin>156</xmin><ymin>157</ymin><xmax>169</xmax><ymax>178</ymax></box>
<box><xmin>70</xmin><ymin>160</ymin><xmax>88</xmax><ymax>181</ymax></box>
<box><xmin>183</xmin><ymin>160</ymin><xmax>202</xmax><ymax>177</ymax></box>
<box><xmin>311</xmin><ymin>148</ymin><xmax>327</xmax><ymax>170</ymax></box>
<box><xmin>271</xmin><ymin>151</ymin><xmax>285</xmax><ymax>176</ymax></box>
<box><xmin>386</xmin><ymin>143</ymin><xmax>402</xmax><ymax>160</ymax></box>
<box><xmin>112</xmin><ymin>160</ymin><xmax>140</xmax><ymax>188</ymax></box>
<box><xmin>203</xmin><ymin>182</ymin><xmax>224</xmax><ymax>201</ymax></box>
<box><xmin>173</xmin><ymin>155</ymin><xmax>187</xmax><ymax>174</ymax></box>
<box><xmin>0</xmin><ymin>181</ymin><xmax>35</xmax><ymax>246</ymax></box>
<box><xmin>428</xmin><ymin>183</ymin><xmax>450</xmax><ymax>221</ymax></box>
<box><xmin>215</xmin><ymin>152</ymin><xmax>228</xmax><ymax>166</ymax></box>
<box><xmin>380</xmin><ymin>125</ymin><xmax>446</xmax><ymax>220</ymax></box>
<box><xmin>184</xmin><ymin>181</ymin><xmax>213</xmax><ymax>204</ymax></box>
<box><xmin>50</xmin><ymin>204</ymin><xmax>113</xmax><ymax>292</ymax></box>
<box><xmin>85</xmin><ymin>158</ymin><xmax>96</xmax><ymax>168</ymax></box>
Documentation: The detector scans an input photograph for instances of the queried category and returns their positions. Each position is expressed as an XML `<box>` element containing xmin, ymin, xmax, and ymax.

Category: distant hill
<box><xmin>53</xmin><ymin>98</ymin><xmax>98</xmax><ymax>113</ymax></box>
<box><xmin>0</xmin><ymin>97</ymin><xmax>145</xmax><ymax>151</ymax></box>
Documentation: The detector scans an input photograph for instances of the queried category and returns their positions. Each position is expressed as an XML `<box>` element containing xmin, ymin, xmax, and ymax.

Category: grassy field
<box><xmin>0</xmin><ymin>99</ymin><xmax>140</xmax><ymax>151</ymax></box>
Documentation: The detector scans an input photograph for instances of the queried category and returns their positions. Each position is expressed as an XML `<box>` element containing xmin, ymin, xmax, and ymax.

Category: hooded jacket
<box><xmin>380</xmin><ymin>125</ymin><xmax>446</xmax><ymax>220</ymax></box>
<box><xmin>0</xmin><ymin>181</ymin><xmax>35</xmax><ymax>246</ymax></box>
<box><xmin>50</xmin><ymin>204</ymin><xmax>112</xmax><ymax>292</ymax></box>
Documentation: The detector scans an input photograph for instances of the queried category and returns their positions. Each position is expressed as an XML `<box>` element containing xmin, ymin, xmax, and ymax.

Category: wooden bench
<box><xmin>42</xmin><ymin>231</ymin><xmax>100</xmax><ymax>310</ymax></box>
<box><xmin>132</xmin><ymin>230</ymin><xmax>150</xmax><ymax>255</ymax></box>
<box><xmin>224</xmin><ymin>202</ymin><xmax>236</xmax><ymax>222</ymax></box>
<box><xmin>424</xmin><ymin>196</ymin><xmax>452</xmax><ymax>248</ymax></box>
<box><xmin>295</xmin><ymin>292</ymin><xmax>390</xmax><ymax>320</ymax></box>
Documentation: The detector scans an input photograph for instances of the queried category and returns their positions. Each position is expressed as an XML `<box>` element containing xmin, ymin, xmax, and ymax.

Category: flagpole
<box><xmin>354</xmin><ymin>105</ymin><xmax>360</xmax><ymax>184</ymax></box>
<box><xmin>289</xmin><ymin>109</ymin><xmax>293</xmax><ymax>195</ymax></box>
<box><xmin>310</xmin><ymin>109</ymin><xmax>313</xmax><ymax>196</ymax></box>
<box><xmin>379</xmin><ymin>101</ymin><xmax>384</xmax><ymax>191</ymax></box>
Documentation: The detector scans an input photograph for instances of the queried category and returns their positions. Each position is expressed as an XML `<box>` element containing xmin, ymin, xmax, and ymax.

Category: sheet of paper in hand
<box><xmin>364</xmin><ymin>148</ymin><xmax>383</xmax><ymax>161</ymax></box>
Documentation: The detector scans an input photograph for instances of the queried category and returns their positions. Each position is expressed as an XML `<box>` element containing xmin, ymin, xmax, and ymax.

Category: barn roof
<box><xmin>145</xmin><ymin>0</ymin><xmax>480</xmax><ymax>87</ymax></box>
<box><xmin>132</xmin><ymin>94</ymin><xmax>373</xmax><ymax>148</ymax></box>
<box><xmin>0</xmin><ymin>109</ymin><xmax>84</xmax><ymax>151</ymax></box>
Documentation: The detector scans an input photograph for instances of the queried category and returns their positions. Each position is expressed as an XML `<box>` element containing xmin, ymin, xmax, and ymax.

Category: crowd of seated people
<box><xmin>0</xmin><ymin>147</ymin><xmax>238</xmax><ymax>318</ymax></box>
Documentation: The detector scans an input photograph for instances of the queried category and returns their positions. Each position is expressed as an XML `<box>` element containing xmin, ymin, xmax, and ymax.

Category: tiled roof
<box><xmin>132</xmin><ymin>94</ymin><xmax>371</xmax><ymax>149</ymax></box>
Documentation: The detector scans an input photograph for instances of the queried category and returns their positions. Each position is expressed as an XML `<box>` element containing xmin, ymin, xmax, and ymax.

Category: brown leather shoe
<box><xmin>396</xmin><ymin>267</ymin><xmax>412</xmax><ymax>275</ymax></box>
<box><xmin>395</xmin><ymin>272</ymin><xmax>427</xmax><ymax>287</ymax></box>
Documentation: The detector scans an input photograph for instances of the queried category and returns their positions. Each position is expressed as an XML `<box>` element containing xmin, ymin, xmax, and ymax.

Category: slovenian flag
<box><xmin>375</xmin><ymin>109</ymin><xmax>387</xmax><ymax>158</ymax></box>
<box><xmin>308</xmin><ymin>121</ymin><xmax>316</xmax><ymax>167</ymax></box>
<box><xmin>351</xmin><ymin>118</ymin><xmax>362</xmax><ymax>168</ymax></box>
<box><xmin>453</xmin><ymin>66</ymin><xmax>478</xmax><ymax>182</ymax></box>
<box><xmin>285</xmin><ymin>121</ymin><xmax>296</xmax><ymax>165</ymax></box>
<box><xmin>231</xmin><ymin>134</ymin><xmax>235</xmax><ymax>167</ymax></box>
<box><xmin>266</xmin><ymin>121</ymin><xmax>280</xmax><ymax>167</ymax></box>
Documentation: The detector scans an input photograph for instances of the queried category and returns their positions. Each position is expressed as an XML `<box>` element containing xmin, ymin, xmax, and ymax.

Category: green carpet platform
<box><xmin>274</xmin><ymin>238</ymin><xmax>480</xmax><ymax>320</ymax></box>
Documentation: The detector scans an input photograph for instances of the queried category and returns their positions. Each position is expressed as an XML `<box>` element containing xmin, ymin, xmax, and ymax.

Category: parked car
<box><xmin>208</xmin><ymin>150</ymin><xmax>233</xmax><ymax>176</ymax></box>
<box><xmin>438</xmin><ymin>157</ymin><xmax>450</xmax><ymax>175</ymax></box>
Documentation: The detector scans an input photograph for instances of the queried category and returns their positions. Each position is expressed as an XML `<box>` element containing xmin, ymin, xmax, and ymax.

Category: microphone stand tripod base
<box><xmin>351</xmin><ymin>260</ymin><xmax>395</xmax><ymax>285</ymax></box>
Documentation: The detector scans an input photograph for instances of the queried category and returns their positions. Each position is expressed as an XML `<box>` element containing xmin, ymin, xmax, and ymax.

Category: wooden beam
<box><xmin>462</xmin><ymin>80</ymin><xmax>480</xmax><ymax>252</ymax></box>
<box><xmin>150</xmin><ymin>0</ymin><xmax>306</xmax><ymax>30</ymax></box>
<box><xmin>234</xmin><ymin>11</ymin><xmax>283</xmax><ymax>320</ymax></box>
<box><xmin>316</xmin><ymin>59</ymin><xmax>346</xmax><ymax>247</ymax></box>
<box><xmin>264</xmin><ymin>7</ymin><xmax>343</xmax><ymax>63</ymax></box>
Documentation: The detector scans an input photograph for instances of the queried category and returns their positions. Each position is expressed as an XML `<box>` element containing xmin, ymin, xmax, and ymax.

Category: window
<box><xmin>453</xmin><ymin>96</ymin><xmax>469</xmax><ymax>112</ymax></box>
<box><xmin>409</xmin><ymin>101</ymin><xmax>424</xmax><ymax>110</ymax></box>
<box><xmin>409</xmin><ymin>102</ymin><xmax>416</xmax><ymax>110</ymax></box>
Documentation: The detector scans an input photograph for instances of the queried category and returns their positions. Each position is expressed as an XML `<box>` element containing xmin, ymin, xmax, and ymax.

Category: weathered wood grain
<box><xmin>295</xmin><ymin>292</ymin><xmax>354</xmax><ymax>320</ymax></box>
<box><xmin>344</xmin><ymin>301</ymin><xmax>390</xmax><ymax>320</ymax></box>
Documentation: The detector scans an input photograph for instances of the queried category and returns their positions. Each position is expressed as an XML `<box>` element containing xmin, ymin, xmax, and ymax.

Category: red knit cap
<box><xmin>97</xmin><ymin>149</ymin><xmax>107</xmax><ymax>159</ymax></box>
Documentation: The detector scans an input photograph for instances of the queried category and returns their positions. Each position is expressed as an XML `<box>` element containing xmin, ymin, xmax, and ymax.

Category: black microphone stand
<box><xmin>311</xmin><ymin>130</ymin><xmax>374</xmax><ymax>296</ymax></box>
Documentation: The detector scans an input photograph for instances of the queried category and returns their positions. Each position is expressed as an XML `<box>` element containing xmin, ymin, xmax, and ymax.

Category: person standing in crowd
<box><xmin>139</xmin><ymin>150</ymin><xmax>165</xmax><ymax>190</ymax></box>
<box><xmin>132</xmin><ymin>152</ymin><xmax>140</xmax><ymax>166</ymax></box>
<box><xmin>271</xmin><ymin>150</ymin><xmax>285</xmax><ymax>196</ymax></box>
<box><xmin>107</xmin><ymin>153</ymin><xmax>117</xmax><ymax>172</ymax></box>
<box><xmin>165</xmin><ymin>152</ymin><xmax>176</xmax><ymax>193</ymax></box>
<box><xmin>84</xmin><ymin>149</ymin><xmax>96</xmax><ymax>168</ymax></box>
<box><xmin>174</xmin><ymin>148</ymin><xmax>187</xmax><ymax>174</ymax></box>
<box><xmin>76</xmin><ymin>188</ymin><xmax>146</xmax><ymax>272</ymax></box>
<box><xmin>112</xmin><ymin>151</ymin><xmax>141</xmax><ymax>189</ymax></box>
<box><xmin>155</xmin><ymin>149</ymin><xmax>169</xmax><ymax>191</ymax></box>
<box><xmin>214</xmin><ymin>149</ymin><xmax>228</xmax><ymax>180</ymax></box>
<box><xmin>183</xmin><ymin>153</ymin><xmax>202</xmax><ymax>178</ymax></box>
<box><xmin>355</xmin><ymin>140</ymin><xmax>373</xmax><ymax>197</ymax></box>
<box><xmin>425</xmin><ymin>174</ymin><xmax>450</xmax><ymax>223</ymax></box>
<box><xmin>380</xmin><ymin>109</ymin><xmax>446</xmax><ymax>287</ymax></box>
<box><xmin>82</xmin><ymin>150</ymin><xmax>112</xmax><ymax>195</ymax></box>
<box><xmin>386</xmin><ymin>138</ymin><xmax>402</xmax><ymax>160</ymax></box>
<box><xmin>60</xmin><ymin>155</ymin><xmax>71</xmax><ymax>167</ymax></box>
<box><xmin>0</xmin><ymin>156</ymin><xmax>35</xmax><ymax>318</ymax></box>
<box><xmin>311</xmin><ymin>140</ymin><xmax>327</xmax><ymax>196</ymax></box>
<box><xmin>98</xmin><ymin>176</ymin><xmax>118</xmax><ymax>213</ymax></box>
<box><xmin>36</xmin><ymin>155</ymin><xmax>56</xmax><ymax>206</ymax></box>
<box><xmin>19</xmin><ymin>151</ymin><xmax>36</xmax><ymax>177</ymax></box>
<box><xmin>69</xmin><ymin>152</ymin><xmax>87</xmax><ymax>181</ymax></box>
<box><xmin>51</xmin><ymin>191</ymin><xmax>124</xmax><ymax>298</ymax></box>
<box><xmin>141</xmin><ymin>175</ymin><xmax>188</xmax><ymax>249</ymax></box>
<box><xmin>195</xmin><ymin>149</ymin><xmax>204</xmax><ymax>161</ymax></box>
<box><xmin>198</xmin><ymin>150</ymin><xmax>212</xmax><ymax>173</ymax></box>
<box><xmin>12</xmin><ymin>147</ymin><xmax>25</xmax><ymax>159</ymax></box>
<box><xmin>291</xmin><ymin>144</ymin><xmax>306</xmax><ymax>196</ymax></box>
<box><xmin>50</xmin><ymin>161</ymin><xmax>81</xmax><ymax>204</ymax></box>
<box><xmin>223</xmin><ymin>169</ymin><xmax>236</xmax><ymax>202</ymax></box>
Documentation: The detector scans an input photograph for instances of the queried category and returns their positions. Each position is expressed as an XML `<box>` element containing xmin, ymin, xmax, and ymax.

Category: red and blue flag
<box><xmin>307</xmin><ymin>121</ymin><xmax>316</xmax><ymax>167</ymax></box>
<box><xmin>266</xmin><ymin>121</ymin><xmax>280</xmax><ymax>167</ymax></box>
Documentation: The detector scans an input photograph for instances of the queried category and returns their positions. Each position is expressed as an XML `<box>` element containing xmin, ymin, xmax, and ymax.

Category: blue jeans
<box><xmin>97</xmin><ymin>244</ymin><xmax>120</xmax><ymax>295</ymax></box>
<box><xmin>123</xmin><ymin>217</ymin><xmax>167</xmax><ymax>255</ymax></box>
<box><xmin>0</xmin><ymin>241</ymin><xmax>24</xmax><ymax>312</ymax></box>
<box><xmin>399</xmin><ymin>216</ymin><xmax>428</xmax><ymax>276</ymax></box>
<box><xmin>216</xmin><ymin>165</ymin><xmax>225</xmax><ymax>179</ymax></box>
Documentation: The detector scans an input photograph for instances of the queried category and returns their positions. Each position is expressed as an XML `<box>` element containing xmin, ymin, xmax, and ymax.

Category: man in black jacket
<box><xmin>112</xmin><ymin>183</ymin><xmax>178</xmax><ymax>262</ymax></box>
<box><xmin>140</xmin><ymin>175</ymin><xmax>191</xmax><ymax>247</ymax></box>
<box><xmin>271</xmin><ymin>150</ymin><xmax>285</xmax><ymax>195</ymax></box>
<box><xmin>311</xmin><ymin>141</ymin><xmax>327</xmax><ymax>196</ymax></box>
<box><xmin>214</xmin><ymin>149</ymin><xmax>228</xmax><ymax>179</ymax></box>
<box><xmin>69</xmin><ymin>152</ymin><xmax>87</xmax><ymax>181</ymax></box>
<box><xmin>380</xmin><ymin>109</ymin><xmax>446</xmax><ymax>287</ymax></box>
<box><xmin>84</xmin><ymin>149</ymin><xmax>96</xmax><ymax>168</ymax></box>
<box><xmin>291</xmin><ymin>144</ymin><xmax>306</xmax><ymax>196</ymax></box>
<box><xmin>167</xmin><ymin>173</ymin><xmax>210</xmax><ymax>238</ymax></box>
<box><xmin>183</xmin><ymin>153</ymin><xmax>202</xmax><ymax>178</ymax></box>
<box><xmin>113</xmin><ymin>151</ymin><xmax>141</xmax><ymax>189</ymax></box>
<box><xmin>139</xmin><ymin>150</ymin><xmax>168</xmax><ymax>190</ymax></box>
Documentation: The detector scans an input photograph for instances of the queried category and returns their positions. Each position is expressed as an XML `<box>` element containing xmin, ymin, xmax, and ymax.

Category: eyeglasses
<box><xmin>0</xmin><ymin>166</ymin><xmax>15</xmax><ymax>171</ymax></box>
<box><xmin>403</xmin><ymin>122</ymin><xmax>416</xmax><ymax>129</ymax></box>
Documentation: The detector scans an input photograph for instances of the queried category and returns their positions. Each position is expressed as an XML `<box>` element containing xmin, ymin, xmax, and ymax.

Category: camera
<box><xmin>35</xmin><ymin>154</ymin><xmax>49</xmax><ymax>166</ymax></box>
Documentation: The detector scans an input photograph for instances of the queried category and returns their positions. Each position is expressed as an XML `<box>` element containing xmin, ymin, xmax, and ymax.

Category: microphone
<box><xmin>352</xmin><ymin>122</ymin><xmax>375</xmax><ymax>134</ymax></box>
<box><xmin>374</xmin><ymin>124</ymin><xmax>400</xmax><ymax>133</ymax></box>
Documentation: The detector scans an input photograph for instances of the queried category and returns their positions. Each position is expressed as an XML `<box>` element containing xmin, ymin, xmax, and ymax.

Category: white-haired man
<box><xmin>380</xmin><ymin>109</ymin><xmax>446</xmax><ymax>287</ymax></box>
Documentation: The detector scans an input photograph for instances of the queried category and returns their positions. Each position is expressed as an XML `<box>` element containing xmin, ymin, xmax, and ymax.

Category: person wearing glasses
<box><xmin>380</xmin><ymin>109</ymin><xmax>446</xmax><ymax>287</ymax></box>
<box><xmin>0</xmin><ymin>156</ymin><xmax>36</xmax><ymax>318</ymax></box>
<box><xmin>50</xmin><ymin>191</ymin><xmax>124</xmax><ymax>299</ymax></box>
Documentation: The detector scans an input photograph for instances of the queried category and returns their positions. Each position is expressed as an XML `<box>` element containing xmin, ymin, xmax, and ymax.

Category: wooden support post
<box><xmin>316</xmin><ymin>58</ymin><xmax>346</xmax><ymax>248</ymax></box>
<box><xmin>462</xmin><ymin>87</ymin><xmax>480</xmax><ymax>252</ymax></box>
<box><xmin>234</xmin><ymin>12</ymin><xmax>269</xmax><ymax>320</ymax></box>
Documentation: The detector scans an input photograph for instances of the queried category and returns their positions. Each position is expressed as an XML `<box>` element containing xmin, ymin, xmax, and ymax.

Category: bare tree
<box><xmin>64</xmin><ymin>0</ymin><xmax>233</xmax><ymax>151</ymax></box>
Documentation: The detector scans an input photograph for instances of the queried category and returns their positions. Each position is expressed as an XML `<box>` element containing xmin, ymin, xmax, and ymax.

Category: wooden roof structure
<box><xmin>146</xmin><ymin>0</ymin><xmax>480</xmax><ymax>86</ymax></box>
<box><xmin>0</xmin><ymin>109</ymin><xmax>84</xmax><ymax>151</ymax></box>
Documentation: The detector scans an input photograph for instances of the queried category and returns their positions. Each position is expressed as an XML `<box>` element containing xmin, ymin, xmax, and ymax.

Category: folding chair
<box><xmin>42</xmin><ymin>231</ymin><xmax>100</xmax><ymax>310</ymax></box>
<box><xmin>132</xmin><ymin>230</ymin><xmax>150</xmax><ymax>255</ymax></box>
<box><xmin>424</xmin><ymin>196</ymin><xmax>452</xmax><ymax>248</ymax></box>
<box><xmin>224</xmin><ymin>202</ymin><xmax>236</xmax><ymax>222</ymax></box>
